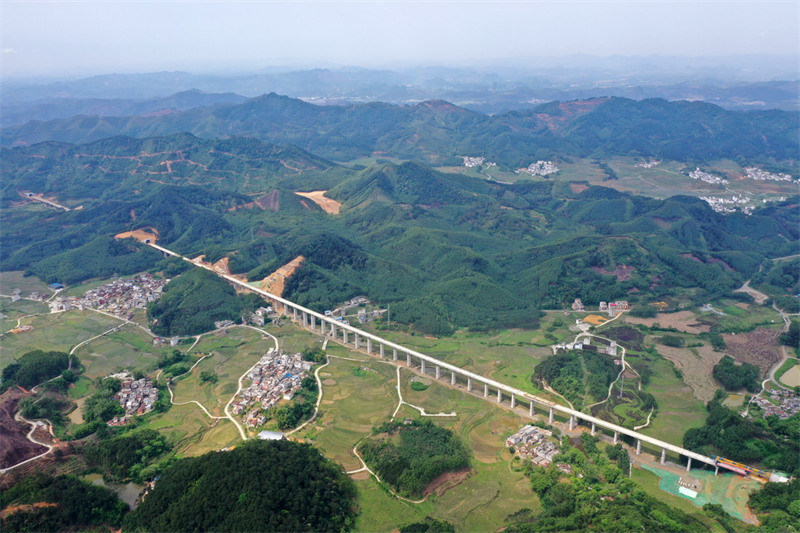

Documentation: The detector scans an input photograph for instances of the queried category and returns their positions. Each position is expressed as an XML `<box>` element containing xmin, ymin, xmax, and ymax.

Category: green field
<box><xmin>0</xmin><ymin>271</ymin><xmax>52</xmax><ymax>296</ymax></box>
<box><xmin>74</xmin><ymin>325</ymin><xmax>169</xmax><ymax>379</ymax></box>
<box><xmin>172</xmin><ymin>327</ymin><xmax>278</xmax><ymax>417</ymax></box>
<box><xmin>360</xmin><ymin>325</ymin><xmax>564</xmax><ymax>404</ymax></box>
<box><xmin>0</xmin><ymin>310</ymin><xmax>122</xmax><ymax>366</ymax></box>
<box><xmin>0</xmin><ymin>295</ymin><xmax>50</xmax><ymax>333</ymax></box>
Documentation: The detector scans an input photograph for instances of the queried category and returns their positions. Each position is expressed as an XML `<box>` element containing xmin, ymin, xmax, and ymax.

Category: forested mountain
<box><xmin>2</xmin><ymin>135</ymin><xmax>797</xmax><ymax>334</ymax></box>
<box><xmin>0</xmin><ymin>89</ymin><xmax>248</xmax><ymax>128</ymax></box>
<box><xmin>2</xmin><ymin>95</ymin><xmax>797</xmax><ymax>165</ymax></box>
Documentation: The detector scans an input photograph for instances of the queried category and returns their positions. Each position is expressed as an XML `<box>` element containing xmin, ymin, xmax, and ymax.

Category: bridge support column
<box><xmin>686</xmin><ymin>458</ymin><xmax>692</xmax><ymax>472</ymax></box>
<box><xmin>569</xmin><ymin>416</ymin><xmax>575</xmax><ymax>431</ymax></box>
<box><xmin>393</xmin><ymin>348</ymin><xmax>398</xmax><ymax>361</ymax></box>
<box><xmin>613</xmin><ymin>431</ymin><xmax>619</xmax><ymax>444</ymax></box>
<box><xmin>302</xmin><ymin>313</ymin><xmax>308</xmax><ymax>326</ymax></box>
<box><xmin>435</xmin><ymin>366</ymin><xmax>441</xmax><ymax>379</ymax></box>
<box><xmin>548</xmin><ymin>407</ymin><xmax>554</xmax><ymax>424</ymax></box>
<box><xmin>343</xmin><ymin>330</ymin><xmax>348</xmax><ymax>344</ymax></box>
<box><xmin>510</xmin><ymin>394</ymin><xmax>516</xmax><ymax>408</ymax></box>
<box><xmin>484</xmin><ymin>383</ymin><xmax>489</xmax><ymax>397</ymax></box>
<box><xmin>320</xmin><ymin>320</ymin><xmax>326</xmax><ymax>333</ymax></box>
<box><xmin>591</xmin><ymin>422</ymin><xmax>596</xmax><ymax>436</ymax></box>
<box><xmin>366</xmin><ymin>338</ymin><xmax>372</xmax><ymax>354</ymax></box>
<box><xmin>330</xmin><ymin>323</ymin><xmax>336</xmax><ymax>337</ymax></box>
<box><xmin>407</xmin><ymin>353</ymin><xmax>411</xmax><ymax>366</ymax></box>
<box><xmin>714</xmin><ymin>465</ymin><xmax>719</xmax><ymax>476</ymax></box>
<box><xmin>293</xmin><ymin>308</ymin><xmax>298</xmax><ymax>320</ymax></box>
<box><xmin>529</xmin><ymin>401</ymin><xmax>534</xmax><ymax>416</ymax></box>
<box><xmin>310</xmin><ymin>315</ymin><xmax>316</xmax><ymax>330</ymax></box>
<box><xmin>380</xmin><ymin>344</ymin><xmax>385</xmax><ymax>358</ymax></box>
<box><xmin>355</xmin><ymin>334</ymin><xmax>360</xmax><ymax>349</ymax></box>
<box><xmin>660</xmin><ymin>449</ymin><xmax>666</xmax><ymax>465</ymax></box>
<box><xmin>451</xmin><ymin>372</ymin><xmax>456</xmax><ymax>385</ymax></box>
<box><xmin>421</xmin><ymin>360</ymin><xmax>426</xmax><ymax>374</ymax></box>
<box><xmin>497</xmin><ymin>389</ymin><xmax>502</xmax><ymax>403</ymax></box>
<box><xmin>467</xmin><ymin>378</ymin><xmax>472</xmax><ymax>392</ymax></box>
<box><xmin>636</xmin><ymin>439</ymin><xmax>641</xmax><ymax>455</ymax></box>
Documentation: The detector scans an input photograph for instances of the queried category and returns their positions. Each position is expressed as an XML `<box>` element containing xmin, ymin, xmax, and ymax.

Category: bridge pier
<box><xmin>355</xmin><ymin>334</ymin><xmax>360</xmax><ymax>349</ymax></box>
<box><xmin>343</xmin><ymin>330</ymin><xmax>348</xmax><ymax>344</ymax></box>
<box><xmin>406</xmin><ymin>353</ymin><xmax>411</xmax><ymax>366</ymax></box>
<box><xmin>435</xmin><ymin>366</ymin><xmax>441</xmax><ymax>379</ymax></box>
<box><xmin>451</xmin><ymin>371</ymin><xmax>456</xmax><ymax>385</ymax></box>
<box><xmin>613</xmin><ymin>431</ymin><xmax>619</xmax><ymax>444</ymax></box>
<box><xmin>293</xmin><ymin>308</ymin><xmax>298</xmax><ymax>320</ymax></box>
<box><xmin>330</xmin><ymin>323</ymin><xmax>336</xmax><ymax>337</ymax></box>
<box><xmin>548</xmin><ymin>407</ymin><xmax>554</xmax><ymax>424</ymax></box>
<box><xmin>714</xmin><ymin>465</ymin><xmax>719</xmax><ymax>476</ymax></box>
<box><xmin>393</xmin><ymin>348</ymin><xmax>397</xmax><ymax>361</ymax></box>
<box><xmin>467</xmin><ymin>378</ymin><xmax>472</xmax><ymax>392</ymax></box>
<box><xmin>529</xmin><ymin>401</ymin><xmax>534</xmax><ymax>416</ymax></box>
<box><xmin>660</xmin><ymin>449</ymin><xmax>666</xmax><ymax>465</ymax></box>
<box><xmin>302</xmin><ymin>312</ymin><xmax>308</xmax><ymax>327</ymax></box>
<box><xmin>484</xmin><ymin>383</ymin><xmax>489</xmax><ymax>397</ymax></box>
<box><xmin>380</xmin><ymin>344</ymin><xmax>385</xmax><ymax>358</ymax></box>
<box><xmin>569</xmin><ymin>416</ymin><xmax>575</xmax><ymax>431</ymax></box>
<box><xmin>510</xmin><ymin>394</ymin><xmax>516</xmax><ymax>408</ymax></box>
<box><xmin>310</xmin><ymin>315</ymin><xmax>316</xmax><ymax>330</ymax></box>
<box><xmin>686</xmin><ymin>457</ymin><xmax>692</xmax><ymax>472</ymax></box>
<box><xmin>497</xmin><ymin>389</ymin><xmax>502</xmax><ymax>403</ymax></box>
<box><xmin>366</xmin><ymin>338</ymin><xmax>372</xmax><ymax>354</ymax></box>
<box><xmin>591</xmin><ymin>422</ymin><xmax>596</xmax><ymax>436</ymax></box>
<box><xmin>636</xmin><ymin>439</ymin><xmax>641</xmax><ymax>455</ymax></box>
<box><xmin>420</xmin><ymin>359</ymin><xmax>426</xmax><ymax>374</ymax></box>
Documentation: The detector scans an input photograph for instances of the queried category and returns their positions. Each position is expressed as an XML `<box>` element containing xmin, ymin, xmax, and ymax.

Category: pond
<box><xmin>82</xmin><ymin>473</ymin><xmax>144</xmax><ymax>509</ymax></box>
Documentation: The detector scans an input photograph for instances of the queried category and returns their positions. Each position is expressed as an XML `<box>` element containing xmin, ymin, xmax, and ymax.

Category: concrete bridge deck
<box><xmin>146</xmin><ymin>241</ymin><xmax>737</xmax><ymax>473</ymax></box>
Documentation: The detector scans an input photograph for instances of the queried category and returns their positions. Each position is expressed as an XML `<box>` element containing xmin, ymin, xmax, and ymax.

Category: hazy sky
<box><xmin>2</xmin><ymin>1</ymin><xmax>798</xmax><ymax>77</ymax></box>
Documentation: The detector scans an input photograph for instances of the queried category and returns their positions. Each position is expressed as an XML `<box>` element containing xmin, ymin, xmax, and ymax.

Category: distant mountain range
<box><xmin>3</xmin><ymin>94</ymin><xmax>797</xmax><ymax>165</ymax></box>
<box><xmin>4</xmin><ymin>66</ymin><xmax>798</xmax><ymax>115</ymax></box>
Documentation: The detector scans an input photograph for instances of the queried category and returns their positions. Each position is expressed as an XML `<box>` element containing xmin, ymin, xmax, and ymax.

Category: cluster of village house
<box><xmin>743</xmin><ymin>167</ymin><xmax>794</xmax><ymax>182</ymax></box>
<box><xmin>517</xmin><ymin>160</ymin><xmax>559</xmax><ymax>176</ymax></box>
<box><xmin>326</xmin><ymin>296</ymin><xmax>387</xmax><ymax>325</ymax></box>
<box><xmin>571</xmin><ymin>299</ymin><xmax>629</xmax><ymax>317</ymax></box>
<box><xmin>688</xmin><ymin>167</ymin><xmax>728</xmax><ymax>185</ymax></box>
<box><xmin>50</xmin><ymin>274</ymin><xmax>167</xmax><ymax>317</ymax></box>
<box><xmin>506</xmin><ymin>425</ymin><xmax>560</xmax><ymax>466</ymax></box>
<box><xmin>554</xmin><ymin>336</ymin><xmax>619</xmax><ymax>357</ymax></box>
<box><xmin>106</xmin><ymin>372</ymin><xmax>159</xmax><ymax>426</ymax></box>
<box><xmin>9</xmin><ymin>287</ymin><xmax>49</xmax><ymax>302</ymax></box>
<box><xmin>700</xmin><ymin>194</ymin><xmax>755</xmax><ymax>214</ymax></box>
<box><xmin>462</xmin><ymin>156</ymin><xmax>497</xmax><ymax>168</ymax></box>
<box><xmin>752</xmin><ymin>388</ymin><xmax>800</xmax><ymax>420</ymax></box>
<box><xmin>635</xmin><ymin>159</ymin><xmax>661</xmax><ymax>169</ymax></box>
<box><xmin>229</xmin><ymin>351</ymin><xmax>312</xmax><ymax>428</ymax></box>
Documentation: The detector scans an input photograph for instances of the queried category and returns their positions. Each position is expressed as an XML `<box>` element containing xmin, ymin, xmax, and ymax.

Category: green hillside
<box><xmin>2</xmin><ymin>134</ymin><xmax>796</xmax><ymax>335</ymax></box>
<box><xmin>2</xmin><ymin>95</ymin><xmax>797</xmax><ymax>165</ymax></box>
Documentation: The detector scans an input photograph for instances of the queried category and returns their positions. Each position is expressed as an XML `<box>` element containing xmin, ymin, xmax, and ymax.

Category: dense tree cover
<box><xmin>147</xmin><ymin>267</ymin><xmax>261</xmax><ymax>335</ymax></box>
<box><xmin>658</xmin><ymin>334</ymin><xmax>685</xmax><ymax>348</ymax></box>
<box><xmin>684</xmin><ymin>390</ymin><xmax>800</xmax><ymax>476</ymax></box>
<box><xmin>2</xmin><ymin>133</ymin><xmax>798</xmax><ymax>336</ymax></box>
<box><xmin>302</xmin><ymin>345</ymin><xmax>327</xmax><ymax>363</ymax></box>
<box><xmin>533</xmin><ymin>350</ymin><xmax>618</xmax><ymax>410</ymax></box>
<box><xmin>1</xmin><ymin>350</ymin><xmax>72</xmax><ymax>390</ymax></box>
<box><xmin>125</xmin><ymin>439</ymin><xmax>357</xmax><ymax>532</ymax></box>
<box><xmin>2</xmin><ymin>95</ymin><xmax>797</xmax><ymax>165</ymax></box>
<box><xmin>505</xmin><ymin>433</ymin><xmax>711</xmax><ymax>532</ymax></box>
<box><xmin>400</xmin><ymin>517</ymin><xmax>456</xmax><ymax>533</ymax></box>
<box><xmin>19</xmin><ymin>395</ymin><xmax>70</xmax><ymax>426</ymax></box>
<box><xmin>359</xmin><ymin>420</ymin><xmax>470</xmax><ymax>498</ymax></box>
<box><xmin>267</xmin><ymin>376</ymin><xmax>318</xmax><ymax>430</ymax></box>
<box><xmin>748</xmin><ymin>479</ymin><xmax>800</xmax><ymax>531</ymax></box>
<box><xmin>752</xmin><ymin>258</ymin><xmax>800</xmax><ymax>299</ymax></box>
<box><xmin>712</xmin><ymin>355</ymin><xmax>760</xmax><ymax>392</ymax></box>
<box><xmin>780</xmin><ymin>320</ymin><xmax>800</xmax><ymax>349</ymax></box>
<box><xmin>83</xmin><ymin>429</ymin><xmax>170</xmax><ymax>482</ymax></box>
<box><xmin>83</xmin><ymin>377</ymin><xmax>124</xmax><ymax>424</ymax></box>
<box><xmin>0</xmin><ymin>474</ymin><xmax>128</xmax><ymax>532</ymax></box>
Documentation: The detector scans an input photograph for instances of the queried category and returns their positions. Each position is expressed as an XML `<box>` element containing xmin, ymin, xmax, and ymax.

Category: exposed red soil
<box><xmin>722</xmin><ymin>328</ymin><xmax>783</xmax><ymax>376</ymax></box>
<box><xmin>255</xmin><ymin>190</ymin><xmax>281</xmax><ymax>212</ymax></box>
<box><xmin>536</xmin><ymin>98</ymin><xmax>610</xmax><ymax>133</ymax></box>
<box><xmin>591</xmin><ymin>264</ymin><xmax>636</xmax><ymax>281</ymax></box>
<box><xmin>0</xmin><ymin>502</ymin><xmax>59</xmax><ymax>519</ymax></box>
<box><xmin>0</xmin><ymin>388</ymin><xmax>47</xmax><ymax>469</ymax></box>
<box><xmin>423</xmin><ymin>468</ymin><xmax>472</xmax><ymax>497</ymax></box>
<box><xmin>570</xmin><ymin>183</ymin><xmax>589</xmax><ymax>194</ymax></box>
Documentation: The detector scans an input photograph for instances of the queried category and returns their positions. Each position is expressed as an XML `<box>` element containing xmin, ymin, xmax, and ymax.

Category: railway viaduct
<box><xmin>146</xmin><ymin>240</ymin><xmax>751</xmax><ymax>476</ymax></box>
